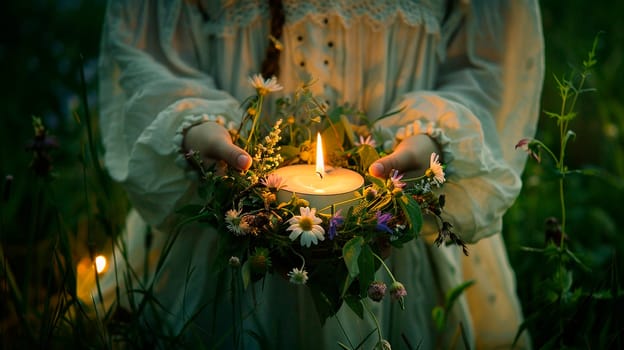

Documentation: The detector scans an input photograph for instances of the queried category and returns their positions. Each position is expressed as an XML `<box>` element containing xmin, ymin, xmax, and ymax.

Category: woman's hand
<box><xmin>368</xmin><ymin>134</ymin><xmax>440</xmax><ymax>179</ymax></box>
<box><xmin>183</xmin><ymin>122</ymin><xmax>252</xmax><ymax>171</ymax></box>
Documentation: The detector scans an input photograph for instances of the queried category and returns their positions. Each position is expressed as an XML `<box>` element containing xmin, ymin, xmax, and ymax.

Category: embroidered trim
<box><xmin>200</xmin><ymin>0</ymin><xmax>445</xmax><ymax>35</ymax></box>
<box><xmin>173</xmin><ymin>113</ymin><xmax>227</xmax><ymax>170</ymax></box>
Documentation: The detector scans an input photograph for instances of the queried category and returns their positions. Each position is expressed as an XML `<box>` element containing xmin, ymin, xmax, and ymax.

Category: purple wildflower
<box><xmin>515</xmin><ymin>138</ymin><xmax>541</xmax><ymax>163</ymax></box>
<box><xmin>328</xmin><ymin>209</ymin><xmax>344</xmax><ymax>240</ymax></box>
<box><xmin>375</xmin><ymin>211</ymin><xmax>393</xmax><ymax>234</ymax></box>
<box><xmin>389</xmin><ymin>169</ymin><xmax>406</xmax><ymax>190</ymax></box>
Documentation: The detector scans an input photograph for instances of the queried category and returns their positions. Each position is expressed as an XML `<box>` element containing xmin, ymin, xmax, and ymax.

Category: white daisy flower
<box><xmin>224</xmin><ymin>209</ymin><xmax>249</xmax><ymax>236</ymax></box>
<box><xmin>287</xmin><ymin>267</ymin><xmax>309</xmax><ymax>285</ymax></box>
<box><xmin>286</xmin><ymin>207</ymin><xmax>325</xmax><ymax>247</ymax></box>
<box><xmin>248</xmin><ymin>74</ymin><xmax>283</xmax><ymax>95</ymax></box>
<box><xmin>426</xmin><ymin>152</ymin><xmax>445</xmax><ymax>185</ymax></box>
<box><xmin>260</xmin><ymin>173</ymin><xmax>286</xmax><ymax>190</ymax></box>
<box><xmin>355</xmin><ymin>134</ymin><xmax>376</xmax><ymax>147</ymax></box>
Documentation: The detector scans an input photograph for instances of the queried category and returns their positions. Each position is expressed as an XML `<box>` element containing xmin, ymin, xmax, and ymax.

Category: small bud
<box><xmin>229</xmin><ymin>256</ymin><xmax>241</xmax><ymax>267</ymax></box>
<box><xmin>249</xmin><ymin>248</ymin><xmax>271</xmax><ymax>274</ymax></box>
<box><xmin>367</xmin><ymin>281</ymin><xmax>387</xmax><ymax>302</ymax></box>
<box><xmin>364</xmin><ymin>187</ymin><xmax>378</xmax><ymax>201</ymax></box>
<box><xmin>390</xmin><ymin>281</ymin><xmax>407</xmax><ymax>301</ymax></box>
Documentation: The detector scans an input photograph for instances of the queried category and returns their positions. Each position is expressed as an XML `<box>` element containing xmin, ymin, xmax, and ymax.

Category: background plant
<box><xmin>503</xmin><ymin>3</ymin><xmax>624</xmax><ymax>347</ymax></box>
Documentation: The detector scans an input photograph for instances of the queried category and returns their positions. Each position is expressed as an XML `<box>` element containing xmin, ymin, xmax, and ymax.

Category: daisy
<box><xmin>224</xmin><ymin>209</ymin><xmax>249</xmax><ymax>236</ymax></box>
<box><xmin>425</xmin><ymin>153</ymin><xmax>445</xmax><ymax>185</ymax></box>
<box><xmin>389</xmin><ymin>169</ymin><xmax>406</xmax><ymax>190</ymax></box>
<box><xmin>287</xmin><ymin>267</ymin><xmax>309</xmax><ymax>285</ymax></box>
<box><xmin>248</xmin><ymin>74</ymin><xmax>283</xmax><ymax>95</ymax></box>
<box><xmin>355</xmin><ymin>134</ymin><xmax>376</xmax><ymax>147</ymax></box>
<box><xmin>286</xmin><ymin>207</ymin><xmax>325</xmax><ymax>247</ymax></box>
<box><xmin>260</xmin><ymin>173</ymin><xmax>286</xmax><ymax>190</ymax></box>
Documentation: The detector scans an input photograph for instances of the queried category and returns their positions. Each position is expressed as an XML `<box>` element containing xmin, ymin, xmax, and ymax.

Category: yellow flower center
<box><xmin>299</xmin><ymin>217</ymin><xmax>313</xmax><ymax>231</ymax></box>
<box><xmin>425</xmin><ymin>168</ymin><xmax>433</xmax><ymax>178</ymax></box>
<box><xmin>258</xmin><ymin>87</ymin><xmax>269</xmax><ymax>96</ymax></box>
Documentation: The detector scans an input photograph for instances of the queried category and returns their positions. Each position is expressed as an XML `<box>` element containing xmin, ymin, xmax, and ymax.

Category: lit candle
<box><xmin>95</xmin><ymin>255</ymin><xmax>108</xmax><ymax>274</ymax></box>
<box><xmin>272</xmin><ymin>133</ymin><xmax>364</xmax><ymax>213</ymax></box>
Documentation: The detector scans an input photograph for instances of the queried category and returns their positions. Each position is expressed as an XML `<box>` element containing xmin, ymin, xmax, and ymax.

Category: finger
<box><xmin>369</xmin><ymin>146</ymin><xmax>417</xmax><ymax>178</ymax></box>
<box><xmin>209</xmin><ymin>141</ymin><xmax>252</xmax><ymax>171</ymax></box>
<box><xmin>369</xmin><ymin>134</ymin><xmax>435</xmax><ymax>178</ymax></box>
<box><xmin>203</xmin><ymin>131</ymin><xmax>251</xmax><ymax>171</ymax></box>
<box><xmin>194</xmin><ymin>123</ymin><xmax>252</xmax><ymax>171</ymax></box>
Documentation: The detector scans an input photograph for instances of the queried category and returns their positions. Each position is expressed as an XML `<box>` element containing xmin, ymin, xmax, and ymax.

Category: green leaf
<box><xmin>398</xmin><ymin>193</ymin><xmax>423</xmax><ymax>236</ymax></box>
<box><xmin>340</xmin><ymin>114</ymin><xmax>355</xmax><ymax>146</ymax></box>
<box><xmin>358</xmin><ymin>244</ymin><xmax>375</xmax><ymax>297</ymax></box>
<box><xmin>280</xmin><ymin>145</ymin><xmax>301</xmax><ymax>160</ymax></box>
<box><xmin>356</xmin><ymin>145</ymin><xmax>380</xmax><ymax>173</ymax></box>
<box><xmin>344</xmin><ymin>295</ymin><xmax>364</xmax><ymax>319</ymax></box>
<box><xmin>444</xmin><ymin>280</ymin><xmax>476</xmax><ymax>310</ymax></box>
<box><xmin>366</xmin><ymin>175</ymin><xmax>385</xmax><ymax>188</ymax></box>
<box><xmin>241</xmin><ymin>260</ymin><xmax>251</xmax><ymax>290</ymax></box>
<box><xmin>543</xmin><ymin>110</ymin><xmax>561</xmax><ymax>119</ymax></box>
<box><xmin>343</xmin><ymin>236</ymin><xmax>365</xmax><ymax>278</ymax></box>
<box><xmin>564</xmin><ymin>248</ymin><xmax>591</xmax><ymax>272</ymax></box>
<box><xmin>431</xmin><ymin>306</ymin><xmax>445</xmax><ymax>331</ymax></box>
<box><xmin>560</xmin><ymin>111</ymin><xmax>577</xmax><ymax>121</ymax></box>
<box><xmin>322</xmin><ymin>121</ymin><xmax>346</xmax><ymax>155</ymax></box>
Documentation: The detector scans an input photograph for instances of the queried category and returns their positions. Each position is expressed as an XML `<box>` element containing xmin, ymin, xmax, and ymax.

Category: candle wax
<box><xmin>272</xmin><ymin>164</ymin><xmax>364</xmax><ymax>213</ymax></box>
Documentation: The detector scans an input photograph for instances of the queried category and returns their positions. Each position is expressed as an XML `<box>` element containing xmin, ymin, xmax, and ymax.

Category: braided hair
<box><xmin>260</xmin><ymin>0</ymin><xmax>285</xmax><ymax>78</ymax></box>
<box><xmin>196</xmin><ymin>0</ymin><xmax>285</xmax><ymax>78</ymax></box>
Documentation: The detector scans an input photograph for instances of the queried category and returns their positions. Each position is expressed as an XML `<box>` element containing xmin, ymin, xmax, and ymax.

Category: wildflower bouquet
<box><xmin>182</xmin><ymin>75</ymin><xmax>465</xmax><ymax>324</ymax></box>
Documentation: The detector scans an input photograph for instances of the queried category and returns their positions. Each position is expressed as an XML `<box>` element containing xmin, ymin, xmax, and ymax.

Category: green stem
<box><xmin>559</xmin><ymin>179</ymin><xmax>566</xmax><ymax>245</ymax></box>
<box><xmin>363</xmin><ymin>300</ymin><xmax>383</xmax><ymax>347</ymax></box>
<box><xmin>531</xmin><ymin>140</ymin><xmax>559</xmax><ymax>164</ymax></box>
<box><xmin>401</xmin><ymin>174</ymin><xmax>427</xmax><ymax>183</ymax></box>
<box><xmin>319</xmin><ymin>196</ymin><xmax>363</xmax><ymax>214</ymax></box>
<box><xmin>372</xmin><ymin>252</ymin><xmax>397</xmax><ymax>283</ymax></box>
<box><xmin>246</xmin><ymin>95</ymin><xmax>264</xmax><ymax>147</ymax></box>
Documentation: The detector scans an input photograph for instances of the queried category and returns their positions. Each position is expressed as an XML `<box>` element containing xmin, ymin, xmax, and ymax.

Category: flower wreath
<box><xmin>180</xmin><ymin>74</ymin><xmax>467</xmax><ymax>332</ymax></box>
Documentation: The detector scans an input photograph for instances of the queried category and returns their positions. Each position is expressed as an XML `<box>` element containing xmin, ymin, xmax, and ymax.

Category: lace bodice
<box><xmin>200</xmin><ymin>0</ymin><xmax>447</xmax><ymax>35</ymax></box>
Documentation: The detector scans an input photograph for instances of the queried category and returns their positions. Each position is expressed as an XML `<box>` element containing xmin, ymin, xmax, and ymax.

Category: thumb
<box><xmin>210</xmin><ymin>141</ymin><xmax>252</xmax><ymax>171</ymax></box>
<box><xmin>369</xmin><ymin>134</ymin><xmax>436</xmax><ymax>178</ymax></box>
<box><xmin>186</xmin><ymin>122</ymin><xmax>252</xmax><ymax>171</ymax></box>
<box><xmin>369</xmin><ymin>150</ymin><xmax>414</xmax><ymax>179</ymax></box>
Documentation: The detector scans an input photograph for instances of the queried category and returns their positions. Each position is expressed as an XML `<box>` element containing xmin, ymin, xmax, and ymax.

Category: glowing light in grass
<box><xmin>95</xmin><ymin>255</ymin><xmax>107</xmax><ymax>274</ymax></box>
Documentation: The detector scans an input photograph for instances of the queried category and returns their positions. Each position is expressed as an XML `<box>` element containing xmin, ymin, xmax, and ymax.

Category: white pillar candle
<box><xmin>272</xmin><ymin>133</ymin><xmax>364</xmax><ymax>213</ymax></box>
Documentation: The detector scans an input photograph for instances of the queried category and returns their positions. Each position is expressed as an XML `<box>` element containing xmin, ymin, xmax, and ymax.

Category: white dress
<box><xmin>88</xmin><ymin>0</ymin><xmax>544</xmax><ymax>348</ymax></box>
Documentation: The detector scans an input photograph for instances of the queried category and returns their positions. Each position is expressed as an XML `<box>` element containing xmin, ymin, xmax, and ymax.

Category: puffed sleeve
<box><xmin>99</xmin><ymin>0</ymin><xmax>241</xmax><ymax>227</ymax></box>
<box><xmin>376</xmin><ymin>0</ymin><xmax>544</xmax><ymax>243</ymax></box>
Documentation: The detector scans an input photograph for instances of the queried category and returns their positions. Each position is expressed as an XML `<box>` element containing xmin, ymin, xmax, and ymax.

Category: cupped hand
<box><xmin>368</xmin><ymin>134</ymin><xmax>440</xmax><ymax>179</ymax></box>
<box><xmin>183</xmin><ymin>122</ymin><xmax>252</xmax><ymax>171</ymax></box>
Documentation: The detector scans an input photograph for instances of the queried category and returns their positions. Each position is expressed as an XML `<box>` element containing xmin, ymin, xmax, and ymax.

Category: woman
<box><xmin>92</xmin><ymin>0</ymin><xmax>543</xmax><ymax>348</ymax></box>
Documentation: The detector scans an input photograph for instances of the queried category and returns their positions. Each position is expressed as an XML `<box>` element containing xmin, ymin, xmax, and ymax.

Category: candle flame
<box><xmin>315</xmin><ymin>132</ymin><xmax>325</xmax><ymax>178</ymax></box>
<box><xmin>95</xmin><ymin>255</ymin><xmax>107</xmax><ymax>274</ymax></box>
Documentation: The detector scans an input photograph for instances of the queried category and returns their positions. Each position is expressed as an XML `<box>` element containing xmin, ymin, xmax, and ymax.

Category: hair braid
<box><xmin>260</xmin><ymin>0</ymin><xmax>285</xmax><ymax>78</ymax></box>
